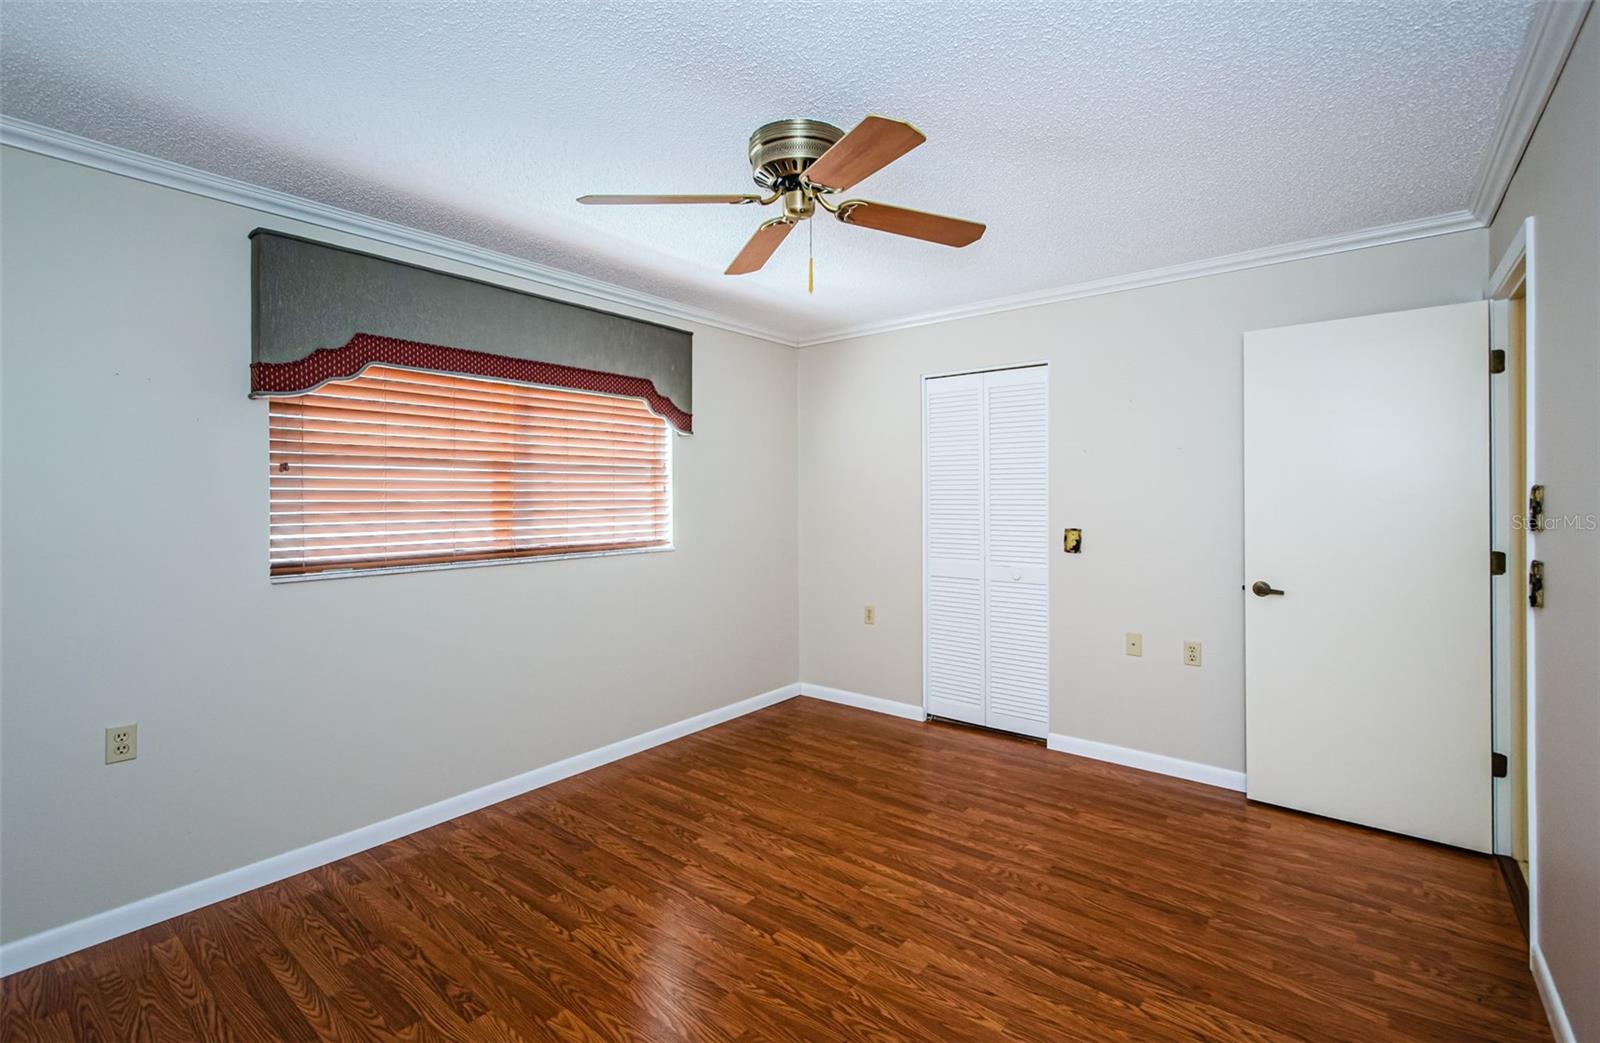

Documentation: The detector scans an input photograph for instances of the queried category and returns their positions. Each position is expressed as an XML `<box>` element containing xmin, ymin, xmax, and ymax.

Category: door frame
<box><xmin>1488</xmin><ymin>217</ymin><xmax>1538</xmax><ymax>947</ymax></box>
<box><xmin>921</xmin><ymin>361</ymin><xmax>1051</xmax><ymax>733</ymax></box>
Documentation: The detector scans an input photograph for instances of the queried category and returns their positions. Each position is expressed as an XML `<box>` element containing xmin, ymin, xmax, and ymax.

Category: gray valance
<box><xmin>249</xmin><ymin>230</ymin><xmax>694</xmax><ymax>432</ymax></box>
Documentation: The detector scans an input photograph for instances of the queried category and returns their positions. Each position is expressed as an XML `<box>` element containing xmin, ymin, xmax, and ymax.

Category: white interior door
<box><xmin>924</xmin><ymin>366</ymin><xmax>1049</xmax><ymax>738</ymax></box>
<box><xmin>982</xmin><ymin>366</ymin><xmax>1050</xmax><ymax>738</ymax></box>
<box><xmin>1244</xmin><ymin>301</ymin><xmax>1491</xmax><ymax>852</ymax></box>
<box><xmin>924</xmin><ymin>373</ymin><xmax>986</xmax><ymax>728</ymax></box>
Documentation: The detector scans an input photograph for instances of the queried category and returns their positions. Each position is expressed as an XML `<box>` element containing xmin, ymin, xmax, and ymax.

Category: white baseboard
<box><xmin>0</xmin><ymin>682</ymin><xmax>801</xmax><ymax>976</ymax></box>
<box><xmin>799</xmin><ymin>683</ymin><xmax>927</xmax><ymax>721</ymax></box>
<box><xmin>1047</xmin><ymin>732</ymin><xmax>1246</xmax><ymax>792</ymax></box>
<box><xmin>1532</xmin><ymin>943</ymin><xmax>1577</xmax><ymax>1043</ymax></box>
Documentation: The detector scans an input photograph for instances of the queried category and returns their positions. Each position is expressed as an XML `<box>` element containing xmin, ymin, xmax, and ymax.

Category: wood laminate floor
<box><xmin>1</xmin><ymin>697</ymin><xmax>1548</xmax><ymax>1042</ymax></box>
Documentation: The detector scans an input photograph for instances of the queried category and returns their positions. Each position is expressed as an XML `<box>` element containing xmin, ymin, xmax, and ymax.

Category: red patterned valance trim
<box><xmin>250</xmin><ymin>333</ymin><xmax>692</xmax><ymax>433</ymax></box>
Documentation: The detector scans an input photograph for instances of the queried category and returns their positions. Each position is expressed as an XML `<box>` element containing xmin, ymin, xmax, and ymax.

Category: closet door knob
<box><xmin>1251</xmin><ymin>580</ymin><xmax>1286</xmax><ymax>597</ymax></box>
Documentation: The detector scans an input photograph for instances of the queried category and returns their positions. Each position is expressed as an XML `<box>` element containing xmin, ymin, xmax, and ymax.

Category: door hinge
<box><xmin>1529</xmin><ymin>559</ymin><xmax>1545</xmax><ymax>608</ymax></box>
<box><xmin>1492</xmin><ymin>752</ymin><xmax>1509</xmax><ymax>778</ymax></box>
<box><xmin>1528</xmin><ymin>484</ymin><xmax>1545</xmax><ymax>530</ymax></box>
<box><xmin>1490</xmin><ymin>550</ymin><xmax>1507</xmax><ymax>575</ymax></box>
<box><xmin>1490</xmin><ymin>348</ymin><xmax>1506</xmax><ymax>374</ymax></box>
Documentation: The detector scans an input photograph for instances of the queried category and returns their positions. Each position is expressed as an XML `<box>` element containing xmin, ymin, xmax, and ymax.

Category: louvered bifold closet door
<box><xmin>269</xmin><ymin>366</ymin><xmax>671</xmax><ymax>577</ymax></box>
<box><xmin>982</xmin><ymin>366</ymin><xmax>1049</xmax><ymax>737</ymax></box>
<box><xmin>923</xmin><ymin>373</ymin><xmax>987</xmax><ymax>727</ymax></box>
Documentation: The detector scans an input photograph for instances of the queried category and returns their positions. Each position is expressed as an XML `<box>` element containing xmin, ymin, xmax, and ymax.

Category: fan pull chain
<box><xmin>808</xmin><ymin>217</ymin><xmax>815</xmax><ymax>294</ymax></box>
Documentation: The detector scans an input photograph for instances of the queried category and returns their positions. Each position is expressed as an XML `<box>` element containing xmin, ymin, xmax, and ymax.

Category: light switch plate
<box><xmin>864</xmin><ymin>605</ymin><xmax>876</xmax><ymax>625</ymax></box>
<box><xmin>1125</xmin><ymin>632</ymin><xmax>1143</xmax><ymax>657</ymax></box>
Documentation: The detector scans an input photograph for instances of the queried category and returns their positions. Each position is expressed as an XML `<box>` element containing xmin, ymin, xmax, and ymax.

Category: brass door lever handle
<box><xmin>1251</xmin><ymin>581</ymin><xmax>1286</xmax><ymax>597</ymax></box>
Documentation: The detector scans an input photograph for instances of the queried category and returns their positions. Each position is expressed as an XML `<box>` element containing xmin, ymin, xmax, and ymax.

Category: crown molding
<box><xmin>790</xmin><ymin>1</ymin><xmax>1588</xmax><ymax>347</ymax></box>
<box><xmin>0</xmin><ymin>116</ymin><xmax>796</xmax><ymax>346</ymax></box>
<box><xmin>6</xmin><ymin>0</ymin><xmax>1585</xmax><ymax>359</ymax></box>
<box><xmin>794</xmin><ymin>209</ymin><xmax>1483</xmax><ymax>347</ymax></box>
<box><xmin>1469</xmin><ymin>0</ymin><xmax>1592</xmax><ymax>223</ymax></box>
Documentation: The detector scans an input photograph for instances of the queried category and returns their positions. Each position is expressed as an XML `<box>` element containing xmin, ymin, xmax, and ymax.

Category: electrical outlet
<box><xmin>1125</xmin><ymin>632</ymin><xmax>1143</xmax><ymax>657</ymax></box>
<box><xmin>1184</xmin><ymin>641</ymin><xmax>1202</xmax><ymax>667</ymax></box>
<box><xmin>105</xmin><ymin>724</ymin><xmax>137</xmax><ymax>764</ymax></box>
<box><xmin>864</xmin><ymin>605</ymin><xmax>876</xmax><ymax>625</ymax></box>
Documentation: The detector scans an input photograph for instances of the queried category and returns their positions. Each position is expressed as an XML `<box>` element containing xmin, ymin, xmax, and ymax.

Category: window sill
<box><xmin>270</xmin><ymin>544</ymin><xmax>674</xmax><ymax>584</ymax></box>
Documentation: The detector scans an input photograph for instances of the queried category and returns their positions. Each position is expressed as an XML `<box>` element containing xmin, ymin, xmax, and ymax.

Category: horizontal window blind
<box><xmin>269</xmin><ymin>366</ymin><xmax>671</xmax><ymax>577</ymax></box>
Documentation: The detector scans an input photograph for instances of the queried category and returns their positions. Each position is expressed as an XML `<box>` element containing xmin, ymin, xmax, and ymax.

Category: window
<box><xmin>269</xmin><ymin>366</ymin><xmax>671</xmax><ymax>578</ymax></box>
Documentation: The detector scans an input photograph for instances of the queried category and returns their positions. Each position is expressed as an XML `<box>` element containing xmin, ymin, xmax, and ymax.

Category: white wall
<box><xmin>1490</xmin><ymin>15</ymin><xmax>1600</xmax><ymax>1041</ymax></box>
<box><xmin>798</xmin><ymin>230</ymin><xmax>1487</xmax><ymax>772</ymax></box>
<box><xmin>0</xmin><ymin>146</ymin><xmax>799</xmax><ymax>944</ymax></box>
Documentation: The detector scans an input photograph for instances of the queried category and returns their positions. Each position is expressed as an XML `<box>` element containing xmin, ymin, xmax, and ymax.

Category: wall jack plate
<box><xmin>105</xmin><ymin>724</ymin><xmax>137</xmax><ymax>764</ymax></box>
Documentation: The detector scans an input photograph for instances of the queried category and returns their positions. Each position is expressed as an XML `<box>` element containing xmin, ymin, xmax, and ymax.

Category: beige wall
<box><xmin>798</xmin><ymin>230</ymin><xmax>1487</xmax><ymax>772</ymax></box>
<box><xmin>1490</xmin><ymin>14</ymin><xmax>1600</xmax><ymax>1039</ymax></box>
<box><xmin>3</xmin><ymin>59</ymin><xmax>1590</xmax><ymax>1024</ymax></box>
<box><xmin>0</xmin><ymin>146</ymin><xmax>799</xmax><ymax>943</ymax></box>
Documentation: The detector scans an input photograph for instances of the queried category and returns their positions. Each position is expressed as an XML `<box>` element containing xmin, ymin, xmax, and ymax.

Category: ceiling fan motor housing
<box><xmin>748</xmin><ymin>119</ymin><xmax>844</xmax><ymax>190</ymax></box>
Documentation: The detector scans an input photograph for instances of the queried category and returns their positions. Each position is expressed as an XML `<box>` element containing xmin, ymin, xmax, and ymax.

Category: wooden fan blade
<box><xmin>577</xmin><ymin>194</ymin><xmax>764</xmax><ymax>205</ymax></box>
<box><xmin>803</xmin><ymin>116</ymin><xmax>926</xmax><ymax>192</ymax></box>
<box><xmin>726</xmin><ymin>218</ymin><xmax>795</xmax><ymax>275</ymax></box>
<box><xmin>835</xmin><ymin>200</ymin><xmax>985</xmax><ymax>247</ymax></box>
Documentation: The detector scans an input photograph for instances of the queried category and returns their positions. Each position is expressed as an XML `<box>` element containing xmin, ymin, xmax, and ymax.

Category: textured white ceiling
<box><xmin>0</xmin><ymin>0</ymin><xmax>1538</xmax><ymax>343</ymax></box>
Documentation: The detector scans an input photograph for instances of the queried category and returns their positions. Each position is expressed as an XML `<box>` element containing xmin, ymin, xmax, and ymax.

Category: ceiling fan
<box><xmin>577</xmin><ymin>116</ymin><xmax>985</xmax><ymax>276</ymax></box>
